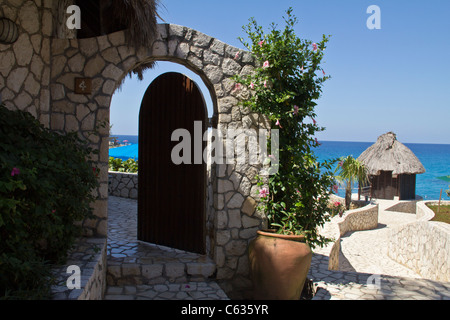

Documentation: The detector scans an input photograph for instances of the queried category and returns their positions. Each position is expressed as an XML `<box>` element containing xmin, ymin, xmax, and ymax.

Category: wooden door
<box><xmin>138</xmin><ymin>72</ymin><xmax>207</xmax><ymax>254</ymax></box>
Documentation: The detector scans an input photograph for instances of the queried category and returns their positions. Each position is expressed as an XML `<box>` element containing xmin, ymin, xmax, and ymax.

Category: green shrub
<box><xmin>0</xmin><ymin>105</ymin><xmax>99</xmax><ymax>299</ymax></box>
<box><xmin>108</xmin><ymin>157</ymin><xmax>138</xmax><ymax>173</ymax></box>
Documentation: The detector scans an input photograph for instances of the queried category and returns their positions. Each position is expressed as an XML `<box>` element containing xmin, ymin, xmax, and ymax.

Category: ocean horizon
<box><xmin>111</xmin><ymin>135</ymin><xmax>450</xmax><ymax>201</ymax></box>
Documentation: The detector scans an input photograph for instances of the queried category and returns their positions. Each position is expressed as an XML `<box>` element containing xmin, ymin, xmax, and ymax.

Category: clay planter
<box><xmin>248</xmin><ymin>230</ymin><xmax>313</xmax><ymax>300</ymax></box>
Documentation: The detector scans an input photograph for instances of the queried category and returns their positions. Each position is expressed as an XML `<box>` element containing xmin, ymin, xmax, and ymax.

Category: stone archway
<box><xmin>49</xmin><ymin>23</ymin><xmax>269</xmax><ymax>297</ymax></box>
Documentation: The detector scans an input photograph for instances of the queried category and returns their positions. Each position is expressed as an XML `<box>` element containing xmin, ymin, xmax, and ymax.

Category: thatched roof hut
<box><xmin>357</xmin><ymin>132</ymin><xmax>425</xmax><ymax>200</ymax></box>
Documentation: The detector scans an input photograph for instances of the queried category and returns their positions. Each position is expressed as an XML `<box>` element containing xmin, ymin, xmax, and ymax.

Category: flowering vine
<box><xmin>234</xmin><ymin>8</ymin><xmax>337</xmax><ymax>248</ymax></box>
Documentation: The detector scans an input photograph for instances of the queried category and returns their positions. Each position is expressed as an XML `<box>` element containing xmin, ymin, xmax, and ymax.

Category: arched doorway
<box><xmin>138</xmin><ymin>72</ymin><xmax>207</xmax><ymax>254</ymax></box>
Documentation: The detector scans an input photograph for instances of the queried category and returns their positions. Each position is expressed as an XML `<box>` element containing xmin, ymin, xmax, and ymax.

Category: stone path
<box><xmin>105</xmin><ymin>196</ymin><xmax>450</xmax><ymax>300</ymax></box>
<box><xmin>309</xmin><ymin>199</ymin><xmax>450</xmax><ymax>300</ymax></box>
<box><xmin>104</xmin><ymin>196</ymin><xmax>228</xmax><ymax>300</ymax></box>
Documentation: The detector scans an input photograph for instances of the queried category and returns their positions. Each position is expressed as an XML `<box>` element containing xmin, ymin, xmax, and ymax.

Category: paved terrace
<box><xmin>104</xmin><ymin>196</ymin><xmax>450</xmax><ymax>300</ymax></box>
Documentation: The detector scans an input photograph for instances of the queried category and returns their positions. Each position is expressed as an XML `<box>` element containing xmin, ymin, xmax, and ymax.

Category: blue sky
<box><xmin>110</xmin><ymin>0</ymin><xmax>450</xmax><ymax>144</ymax></box>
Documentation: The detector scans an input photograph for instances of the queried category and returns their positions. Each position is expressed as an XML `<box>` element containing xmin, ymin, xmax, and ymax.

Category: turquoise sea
<box><xmin>111</xmin><ymin>135</ymin><xmax>450</xmax><ymax>201</ymax></box>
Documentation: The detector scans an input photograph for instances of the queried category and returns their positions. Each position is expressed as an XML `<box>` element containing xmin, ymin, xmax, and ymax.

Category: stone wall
<box><xmin>0</xmin><ymin>0</ymin><xmax>53</xmax><ymax>125</ymax></box>
<box><xmin>316</xmin><ymin>204</ymin><xmax>379</xmax><ymax>271</ymax></box>
<box><xmin>387</xmin><ymin>201</ymin><xmax>450</xmax><ymax>282</ymax></box>
<box><xmin>108</xmin><ymin>171</ymin><xmax>138</xmax><ymax>199</ymax></box>
<box><xmin>1</xmin><ymin>2</ymin><xmax>271</xmax><ymax>297</ymax></box>
<box><xmin>51</xmin><ymin>237</ymin><xmax>107</xmax><ymax>300</ymax></box>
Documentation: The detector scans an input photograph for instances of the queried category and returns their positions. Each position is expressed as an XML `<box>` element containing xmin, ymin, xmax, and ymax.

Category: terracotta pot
<box><xmin>248</xmin><ymin>230</ymin><xmax>312</xmax><ymax>300</ymax></box>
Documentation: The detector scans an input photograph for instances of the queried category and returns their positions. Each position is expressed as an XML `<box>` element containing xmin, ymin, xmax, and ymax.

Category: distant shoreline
<box><xmin>111</xmin><ymin>135</ymin><xmax>450</xmax><ymax>146</ymax></box>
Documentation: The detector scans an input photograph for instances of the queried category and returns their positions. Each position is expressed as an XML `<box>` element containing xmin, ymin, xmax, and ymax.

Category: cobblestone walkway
<box><xmin>104</xmin><ymin>196</ymin><xmax>228</xmax><ymax>300</ymax></box>
<box><xmin>105</xmin><ymin>196</ymin><xmax>450</xmax><ymax>300</ymax></box>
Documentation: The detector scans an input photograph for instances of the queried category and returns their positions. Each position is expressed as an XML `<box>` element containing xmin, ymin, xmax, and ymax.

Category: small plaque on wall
<box><xmin>74</xmin><ymin>78</ymin><xmax>92</xmax><ymax>94</ymax></box>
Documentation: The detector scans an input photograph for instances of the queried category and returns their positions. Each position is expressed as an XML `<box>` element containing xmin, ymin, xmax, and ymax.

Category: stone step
<box><xmin>106</xmin><ymin>258</ymin><xmax>217</xmax><ymax>286</ymax></box>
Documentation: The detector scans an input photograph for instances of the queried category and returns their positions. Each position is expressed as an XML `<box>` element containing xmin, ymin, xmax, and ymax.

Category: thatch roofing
<box><xmin>357</xmin><ymin>132</ymin><xmax>425</xmax><ymax>176</ymax></box>
<box><xmin>72</xmin><ymin>0</ymin><xmax>163</xmax><ymax>80</ymax></box>
<box><xmin>110</xmin><ymin>0</ymin><xmax>162</xmax><ymax>80</ymax></box>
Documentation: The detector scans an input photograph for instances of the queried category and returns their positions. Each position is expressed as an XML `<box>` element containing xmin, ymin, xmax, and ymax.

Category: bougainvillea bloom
<box><xmin>276</xmin><ymin>119</ymin><xmax>282</xmax><ymax>128</ymax></box>
<box><xmin>259</xmin><ymin>188</ymin><xmax>269</xmax><ymax>199</ymax></box>
<box><xmin>293</xmin><ymin>105</ymin><xmax>299</xmax><ymax>115</ymax></box>
<box><xmin>11</xmin><ymin>167</ymin><xmax>20</xmax><ymax>176</ymax></box>
<box><xmin>258</xmin><ymin>40</ymin><xmax>264</xmax><ymax>47</ymax></box>
<box><xmin>234</xmin><ymin>51</ymin><xmax>240</xmax><ymax>60</ymax></box>
<box><xmin>263</xmin><ymin>61</ymin><xmax>270</xmax><ymax>68</ymax></box>
<box><xmin>250</xmin><ymin>82</ymin><xmax>255</xmax><ymax>89</ymax></box>
<box><xmin>332</xmin><ymin>184</ymin><xmax>339</xmax><ymax>193</ymax></box>
<box><xmin>312</xmin><ymin>43</ymin><xmax>318</xmax><ymax>51</ymax></box>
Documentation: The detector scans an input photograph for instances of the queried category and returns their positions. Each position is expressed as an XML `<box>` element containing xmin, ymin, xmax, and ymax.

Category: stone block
<box><xmin>165</xmin><ymin>263</ymin><xmax>185</xmax><ymax>279</ymax></box>
<box><xmin>19</xmin><ymin>2</ymin><xmax>39</xmax><ymax>34</ymax></box>
<box><xmin>228</xmin><ymin>209</ymin><xmax>242</xmax><ymax>228</ymax></box>
<box><xmin>7</xmin><ymin>67</ymin><xmax>28</xmax><ymax>93</ymax></box>
<box><xmin>85</xmin><ymin>55</ymin><xmax>106</xmax><ymax>78</ymax></box>
<box><xmin>186</xmin><ymin>262</ymin><xmax>216</xmax><ymax>277</ymax></box>
<box><xmin>225</xmin><ymin>239</ymin><xmax>248</xmax><ymax>256</ymax></box>
<box><xmin>121</xmin><ymin>264</ymin><xmax>140</xmax><ymax>277</ymax></box>
<box><xmin>142</xmin><ymin>264</ymin><xmax>163</xmax><ymax>279</ymax></box>
<box><xmin>216</xmin><ymin>211</ymin><xmax>228</xmax><ymax>229</ymax></box>
<box><xmin>242</xmin><ymin>215</ymin><xmax>260</xmax><ymax>228</ymax></box>
<box><xmin>227</xmin><ymin>193</ymin><xmax>244</xmax><ymax>209</ymax></box>
<box><xmin>241</xmin><ymin>197</ymin><xmax>257</xmax><ymax>216</ymax></box>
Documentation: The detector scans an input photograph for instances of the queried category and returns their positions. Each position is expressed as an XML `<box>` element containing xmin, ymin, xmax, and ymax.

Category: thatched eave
<box><xmin>71</xmin><ymin>0</ymin><xmax>163</xmax><ymax>80</ymax></box>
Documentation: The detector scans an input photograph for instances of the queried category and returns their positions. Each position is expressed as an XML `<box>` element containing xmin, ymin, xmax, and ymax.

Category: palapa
<box><xmin>357</xmin><ymin>132</ymin><xmax>425</xmax><ymax>176</ymax></box>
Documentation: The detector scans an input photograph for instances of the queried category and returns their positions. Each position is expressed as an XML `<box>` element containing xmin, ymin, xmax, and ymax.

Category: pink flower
<box><xmin>312</xmin><ymin>43</ymin><xmax>318</xmax><ymax>51</ymax></box>
<box><xmin>234</xmin><ymin>83</ymin><xmax>241</xmax><ymax>91</ymax></box>
<box><xmin>293</xmin><ymin>105</ymin><xmax>299</xmax><ymax>115</ymax></box>
<box><xmin>300</xmin><ymin>65</ymin><xmax>304</xmax><ymax>72</ymax></box>
<box><xmin>275</xmin><ymin>119</ymin><xmax>282</xmax><ymax>128</ymax></box>
<box><xmin>259</xmin><ymin>188</ymin><xmax>269</xmax><ymax>199</ymax></box>
<box><xmin>315</xmin><ymin>138</ymin><xmax>321</xmax><ymax>145</ymax></box>
<box><xmin>263</xmin><ymin>61</ymin><xmax>270</xmax><ymax>68</ymax></box>
<box><xmin>250</xmin><ymin>82</ymin><xmax>255</xmax><ymax>89</ymax></box>
<box><xmin>264</xmin><ymin>80</ymin><xmax>268</xmax><ymax>88</ymax></box>
<box><xmin>334</xmin><ymin>201</ymin><xmax>340</xmax><ymax>207</ymax></box>
<box><xmin>322</xmin><ymin>69</ymin><xmax>326</xmax><ymax>76</ymax></box>
<box><xmin>312</xmin><ymin>118</ymin><xmax>317</xmax><ymax>125</ymax></box>
<box><xmin>11</xmin><ymin>167</ymin><xmax>20</xmax><ymax>176</ymax></box>
<box><xmin>332</xmin><ymin>185</ymin><xmax>339</xmax><ymax>193</ymax></box>
<box><xmin>258</xmin><ymin>40</ymin><xmax>264</xmax><ymax>47</ymax></box>
<box><xmin>234</xmin><ymin>51</ymin><xmax>240</xmax><ymax>60</ymax></box>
